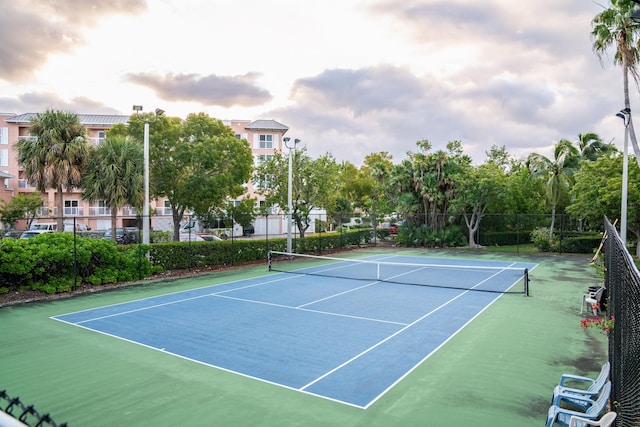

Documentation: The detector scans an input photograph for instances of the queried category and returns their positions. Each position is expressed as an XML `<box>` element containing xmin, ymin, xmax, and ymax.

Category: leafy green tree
<box><xmin>15</xmin><ymin>109</ymin><xmax>90</xmax><ymax>231</ymax></box>
<box><xmin>502</xmin><ymin>161</ymin><xmax>547</xmax><ymax>215</ymax></box>
<box><xmin>0</xmin><ymin>193</ymin><xmax>45</xmax><ymax>230</ymax></box>
<box><xmin>526</xmin><ymin>139</ymin><xmax>580</xmax><ymax>237</ymax></box>
<box><xmin>362</xmin><ymin>152</ymin><xmax>394</xmax><ymax>217</ymax></box>
<box><xmin>592</xmin><ymin>0</ymin><xmax>640</xmax><ymax>165</ymax></box>
<box><xmin>226</xmin><ymin>197</ymin><xmax>257</xmax><ymax>230</ymax></box>
<box><xmin>254</xmin><ymin>147</ymin><xmax>340</xmax><ymax>238</ymax></box>
<box><xmin>485</xmin><ymin>144</ymin><xmax>517</xmax><ymax>172</ymax></box>
<box><xmin>568</xmin><ymin>154</ymin><xmax>640</xmax><ymax>257</ymax></box>
<box><xmin>81</xmin><ymin>135</ymin><xmax>144</xmax><ymax>240</ymax></box>
<box><xmin>128</xmin><ymin>112</ymin><xmax>253</xmax><ymax>241</ymax></box>
<box><xmin>389</xmin><ymin>140</ymin><xmax>468</xmax><ymax>231</ymax></box>
<box><xmin>451</xmin><ymin>162</ymin><xmax>507</xmax><ymax>247</ymax></box>
<box><xmin>338</xmin><ymin>161</ymin><xmax>373</xmax><ymax>212</ymax></box>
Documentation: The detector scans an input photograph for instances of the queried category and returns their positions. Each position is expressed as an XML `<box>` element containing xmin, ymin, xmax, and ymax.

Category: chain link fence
<box><xmin>604</xmin><ymin>216</ymin><xmax>640</xmax><ymax>426</ymax></box>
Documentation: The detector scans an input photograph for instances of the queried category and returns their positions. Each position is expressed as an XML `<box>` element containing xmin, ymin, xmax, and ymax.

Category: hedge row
<box><xmin>0</xmin><ymin>233</ymin><xmax>151</xmax><ymax>294</ymax></box>
<box><xmin>148</xmin><ymin>228</ymin><xmax>374</xmax><ymax>270</ymax></box>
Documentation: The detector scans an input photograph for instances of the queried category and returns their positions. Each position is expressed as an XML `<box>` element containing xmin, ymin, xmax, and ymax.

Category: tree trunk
<box><xmin>549</xmin><ymin>203</ymin><xmax>556</xmax><ymax>239</ymax></box>
<box><xmin>172</xmin><ymin>207</ymin><xmax>184</xmax><ymax>242</ymax></box>
<box><xmin>55</xmin><ymin>186</ymin><xmax>64</xmax><ymax>232</ymax></box>
<box><xmin>110</xmin><ymin>210</ymin><xmax>118</xmax><ymax>242</ymax></box>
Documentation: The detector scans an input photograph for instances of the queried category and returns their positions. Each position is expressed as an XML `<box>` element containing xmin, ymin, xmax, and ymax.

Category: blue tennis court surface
<box><xmin>52</xmin><ymin>254</ymin><xmax>537</xmax><ymax>408</ymax></box>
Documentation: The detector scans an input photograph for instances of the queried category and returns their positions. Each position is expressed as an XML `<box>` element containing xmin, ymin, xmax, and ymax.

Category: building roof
<box><xmin>244</xmin><ymin>119</ymin><xmax>289</xmax><ymax>133</ymax></box>
<box><xmin>0</xmin><ymin>171</ymin><xmax>14</xmax><ymax>178</ymax></box>
<box><xmin>4</xmin><ymin>113</ymin><xmax>130</xmax><ymax>126</ymax></box>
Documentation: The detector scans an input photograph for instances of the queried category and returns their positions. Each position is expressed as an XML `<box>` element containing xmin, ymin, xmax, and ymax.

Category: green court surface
<box><xmin>0</xmin><ymin>249</ymin><xmax>608</xmax><ymax>426</ymax></box>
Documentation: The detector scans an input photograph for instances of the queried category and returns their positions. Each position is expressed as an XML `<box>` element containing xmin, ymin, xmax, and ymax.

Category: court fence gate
<box><xmin>604</xmin><ymin>216</ymin><xmax>640</xmax><ymax>426</ymax></box>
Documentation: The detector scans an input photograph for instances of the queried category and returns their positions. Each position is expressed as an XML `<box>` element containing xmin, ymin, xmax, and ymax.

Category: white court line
<box><xmin>213</xmin><ymin>294</ymin><xmax>408</xmax><ymax>326</ymax></box>
<box><xmin>299</xmin><ymin>262</ymin><xmax>517</xmax><ymax>392</ymax></box>
<box><xmin>57</xmin><ymin>273</ymin><xmax>308</xmax><ymax>325</ymax></box>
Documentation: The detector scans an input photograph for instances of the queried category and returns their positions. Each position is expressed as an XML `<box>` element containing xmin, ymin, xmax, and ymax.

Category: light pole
<box><xmin>133</xmin><ymin>106</ymin><xmax>164</xmax><ymax>246</ymax></box>
<box><xmin>284</xmin><ymin>137</ymin><xmax>300</xmax><ymax>253</ymax></box>
<box><xmin>616</xmin><ymin>107</ymin><xmax>630</xmax><ymax>244</ymax></box>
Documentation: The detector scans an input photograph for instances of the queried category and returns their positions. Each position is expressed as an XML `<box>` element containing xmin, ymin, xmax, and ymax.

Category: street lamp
<box><xmin>616</xmin><ymin>107</ymin><xmax>631</xmax><ymax>244</ymax></box>
<box><xmin>284</xmin><ymin>137</ymin><xmax>300</xmax><ymax>253</ymax></box>
<box><xmin>133</xmin><ymin>106</ymin><xmax>164</xmax><ymax>246</ymax></box>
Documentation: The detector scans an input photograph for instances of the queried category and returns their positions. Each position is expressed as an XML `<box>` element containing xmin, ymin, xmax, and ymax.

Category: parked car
<box><xmin>377</xmin><ymin>222</ymin><xmax>398</xmax><ymax>234</ymax></box>
<box><xmin>104</xmin><ymin>227</ymin><xmax>139</xmax><ymax>244</ymax></box>
<box><xmin>20</xmin><ymin>230</ymin><xmax>54</xmax><ymax>238</ymax></box>
<box><xmin>123</xmin><ymin>227</ymin><xmax>140</xmax><ymax>244</ymax></box>
<box><xmin>242</xmin><ymin>224</ymin><xmax>255</xmax><ymax>236</ymax></box>
<box><xmin>197</xmin><ymin>234</ymin><xmax>223</xmax><ymax>241</ymax></box>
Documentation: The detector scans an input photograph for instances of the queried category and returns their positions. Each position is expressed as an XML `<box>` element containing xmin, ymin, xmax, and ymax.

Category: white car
<box><xmin>20</xmin><ymin>230</ymin><xmax>53</xmax><ymax>238</ymax></box>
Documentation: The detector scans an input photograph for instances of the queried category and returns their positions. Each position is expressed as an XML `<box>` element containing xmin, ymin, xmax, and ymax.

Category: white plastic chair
<box><xmin>581</xmin><ymin>287</ymin><xmax>604</xmax><ymax>315</ymax></box>
<box><xmin>569</xmin><ymin>411</ymin><xmax>616</xmax><ymax>427</ymax></box>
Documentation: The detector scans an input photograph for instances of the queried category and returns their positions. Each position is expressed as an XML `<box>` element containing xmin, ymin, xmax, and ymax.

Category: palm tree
<box><xmin>16</xmin><ymin>109</ymin><xmax>90</xmax><ymax>231</ymax></box>
<box><xmin>81</xmin><ymin>135</ymin><xmax>144</xmax><ymax>240</ymax></box>
<box><xmin>592</xmin><ymin>0</ymin><xmax>640</xmax><ymax>164</ymax></box>
<box><xmin>527</xmin><ymin>139</ymin><xmax>580</xmax><ymax>238</ymax></box>
<box><xmin>577</xmin><ymin>132</ymin><xmax>616</xmax><ymax>161</ymax></box>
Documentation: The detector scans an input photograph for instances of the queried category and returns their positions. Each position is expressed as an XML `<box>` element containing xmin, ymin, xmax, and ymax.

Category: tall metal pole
<box><xmin>617</xmin><ymin>108</ymin><xmax>630</xmax><ymax>245</ymax></box>
<box><xmin>286</xmin><ymin>138</ymin><xmax>293</xmax><ymax>253</ymax></box>
<box><xmin>143</xmin><ymin>120</ymin><xmax>150</xmax><ymax>246</ymax></box>
<box><xmin>284</xmin><ymin>137</ymin><xmax>300</xmax><ymax>253</ymax></box>
<box><xmin>621</xmin><ymin>121</ymin><xmax>629</xmax><ymax>245</ymax></box>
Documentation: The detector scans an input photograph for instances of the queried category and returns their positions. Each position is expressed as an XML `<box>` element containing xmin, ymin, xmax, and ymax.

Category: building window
<box><xmin>96</xmin><ymin>201</ymin><xmax>111</xmax><ymax>216</ymax></box>
<box><xmin>98</xmin><ymin>131</ymin><xmax>106</xmax><ymax>145</ymax></box>
<box><xmin>0</xmin><ymin>127</ymin><xmax>8</xmax><ymax>145</ymax></box>
<box><xmin>259</xmin><ymin>134</ymin><xmax>273</xmax><ymax>149</ymax></box>
<box><xmin>255</xmin><ymin>154</ymin><xmax>273</xmax><ymax>167</ymax></box>
<box><xmin>64</xmin><ymin>200</ymin><xmax>80</xmax><ymax>216</ymax></box>
<box><xmin>163</xmin><ymin>200</ymin><xmax>172</xmax><ymax>216</ymax></box>
<box><xmin>0</xmin><ymin>149</ymin><xmax>7</xmax><ymax>167</ymax></box>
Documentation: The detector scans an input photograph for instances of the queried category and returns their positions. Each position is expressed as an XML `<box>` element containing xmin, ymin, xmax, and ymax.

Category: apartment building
<box><xmin>0</xmin><ymin>113</ymin><xmax>289</xmax><ymax>234</ymax></box>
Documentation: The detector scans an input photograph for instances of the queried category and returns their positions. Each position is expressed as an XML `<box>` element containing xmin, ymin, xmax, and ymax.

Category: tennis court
<box><xmin>51</xmin><ymin>253</ymin><xmax>537</xmax><ymax>409</ymax></box>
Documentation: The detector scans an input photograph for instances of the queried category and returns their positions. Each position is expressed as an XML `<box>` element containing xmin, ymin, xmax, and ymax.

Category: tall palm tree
<box><xmin>81</xmin><ymin>135</ymin><xmax>144</xmax><ymax>240</ymax></box>
<box><xmin>592</xmin><ymin>0</ymin><xmax>640</xmax><ymax>164</ymax></box>
<box><xmin>527</xmin><ymin>139</ymin><xmax>580</xmax><ymax>238</ymax></box>
<box><xmin>16</xmin><ymin>109</ymin><xmax>90</xmax><ymax>231</ymax></box>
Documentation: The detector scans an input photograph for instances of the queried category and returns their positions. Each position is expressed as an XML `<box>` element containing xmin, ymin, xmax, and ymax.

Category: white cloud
<box><xmin>0</xmin><ymin>0</ymin><xmax>635</xmax><ymax>165</ymax></box>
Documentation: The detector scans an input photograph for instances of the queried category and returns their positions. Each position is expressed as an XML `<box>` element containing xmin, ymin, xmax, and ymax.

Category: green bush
<box><xmin>478</xmin><ymin>230</ymin><xmax>533</xmax><ymax>246</ymax></box>
<box><xmin>395</xmin><ymin>224</ymin><xmax>465</xmax><ymax>248</ymax></box>
<box><xmin>559</xmin><ymin>234</ymin><xmax>602</xmax><ymax>254</ymax></box>
<box><xmin>530</xmin><ymin>227</ymin><xmax>601</xmax><ymax>254</ymax></box>
<box><xmin>530</xmin><ymin>227</ymin><xmax>558</xmax><ymax>252</ymax></box>
<box><xmin>0</xmin><ymin>233</ymin><xmax>151</xmax><ymax>294</ymax></box>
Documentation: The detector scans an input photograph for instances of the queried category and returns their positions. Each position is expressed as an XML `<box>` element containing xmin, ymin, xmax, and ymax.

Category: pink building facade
<box><xmin>0</xmin><ymin>113</ymin><xmax>289</xmax><ymax>235</ymax></box>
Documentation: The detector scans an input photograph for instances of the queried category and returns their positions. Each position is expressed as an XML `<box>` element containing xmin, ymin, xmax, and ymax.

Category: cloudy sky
<box><xmin>0</xmin><ymin>0</ymin><xmax>635</xmax><ymax>166</ymax></box>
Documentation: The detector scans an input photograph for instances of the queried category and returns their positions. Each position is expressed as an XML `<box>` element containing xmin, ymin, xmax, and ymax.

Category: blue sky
<box><xmin>0</xmin><ymin>0</ymin><xmax>634</xmax><ymax>165</ymax></box>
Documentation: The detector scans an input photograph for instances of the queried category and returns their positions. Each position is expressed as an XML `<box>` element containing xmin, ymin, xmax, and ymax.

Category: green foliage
<box><xmin>479</xmin><ymin>231</ymin><xmax>533</xmax><ymax>246</ymax></box>
<box><xmin>559</xmin><ymin>235</ymin><xmax>603</xmax><ymax>254</ymax></box>
<box><xmin>0</xmin><ymin>234</ymin><xmax>151</xmax><ymax>294</ymax></box>
<box><xmin>254</xmin><ymin>147</ymin><xmax>340</xmax><ymax>238</ymax></box>
<box><xmin>151</xmin><ymin>230</ymin><xmax>172</xmax><ymax>243</ymax></box>
<box><xmin>529</xmin><ymin>227</ymin><xmax>600</xmax><ymax>254</ymax></box>
<box><xmin>0</xmin><ymin>193</ymin><xmax>46</xmax><ymax>228</ymax></box>
<box><xmin>128</xmin><ymin>112</ymin><xmax>254</xmax><ymax>241</ymax></box>
<box><xmin>395</xmin><ymin>223</ymin><xmax>466</xmax><ymax>248</ymax></box>
<box><xmin>530</xmin><ymin>227</ymin><xmax>558</xmax><ymax>252</ymax></box>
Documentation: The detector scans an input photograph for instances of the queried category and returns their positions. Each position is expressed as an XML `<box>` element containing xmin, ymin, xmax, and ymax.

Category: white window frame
<box><xmin>0</xmin><ymin>127</ymin><xmax>8</xmax><ymax>145</ymax></box>
<box><xmin>64</xmin><ymin>200</ymin><xmax>80</xmax><ymax>216</ymax></box>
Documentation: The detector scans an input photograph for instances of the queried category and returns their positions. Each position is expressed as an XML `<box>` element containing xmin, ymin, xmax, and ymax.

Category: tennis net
<box><xmin>268</xmin><ymin>251</ymin><xmax>530</xmax><ymax>295</ymax></box>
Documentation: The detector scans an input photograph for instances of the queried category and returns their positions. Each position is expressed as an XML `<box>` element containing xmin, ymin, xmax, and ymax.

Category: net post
<box><xmin>267</xmin><ymin>251</ymin><xmax>272</xmax><ymax>271</ymax></box>
<box><xmin>524</xmin><ymin>268</ymin><xmax>529</xmax><ymax>296</ymax></box>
